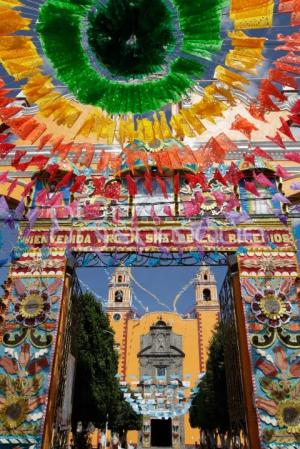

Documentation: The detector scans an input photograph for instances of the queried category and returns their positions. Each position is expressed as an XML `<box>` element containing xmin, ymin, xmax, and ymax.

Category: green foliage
<box><xmin>72</xmin><ymin>292</ymin><xmax>119</xmax><ymax>427</ymax></box>
<box><xmin>189</xmin><ymin>322</ymin><xmax>230</xmax><ymax>434</ymax></box>
<box><xmin>72</xmin><ymin>290</ymin><xmax>141</xmax><ymax>443</ymax></box>
<box><xmin>110</xmin><ymin>391</ymin><xmax>142</xmax><ymax>443</ymax></box>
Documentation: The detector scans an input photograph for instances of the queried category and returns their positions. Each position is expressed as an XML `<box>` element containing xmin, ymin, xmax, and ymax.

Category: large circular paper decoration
<box><xmin>37</xmin><ymin>0</ymin><xmax>223</xmax><ymax>114</ymax></box>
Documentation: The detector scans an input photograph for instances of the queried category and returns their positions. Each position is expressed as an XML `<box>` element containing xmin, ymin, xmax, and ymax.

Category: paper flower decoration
<box><xmin>15</xmin><ymin>291</ymin><xmax>50</xmax><ymax>327</ymax></box>
<box><xmin>251</xmin><ymin>289</ymin><xmax>292</xmax><ymax>328</ymax></box>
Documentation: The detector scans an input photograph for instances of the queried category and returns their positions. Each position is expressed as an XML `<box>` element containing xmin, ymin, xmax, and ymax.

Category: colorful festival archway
<box><xmin>0</xmin><ymin>0</ymin><xmax>299</xmax><ymax>448</ymax></box>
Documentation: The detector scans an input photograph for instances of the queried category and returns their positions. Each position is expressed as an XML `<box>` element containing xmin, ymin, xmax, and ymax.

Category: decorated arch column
<box><xmin>0</xmin><ymin>249</ymin><xmax>68</xmax><ymax>449</ymax></box>
<box><xmin>238</xmin><ymin>250</ymin><xmax>300</xmax><ymax>448</ymax></box>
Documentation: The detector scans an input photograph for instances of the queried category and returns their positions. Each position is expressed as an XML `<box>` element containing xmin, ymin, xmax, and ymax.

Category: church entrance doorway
<box><xmin>151</xmin><ymin>418</ymin><xmax>172</xmax><ymax>447</ymax></box>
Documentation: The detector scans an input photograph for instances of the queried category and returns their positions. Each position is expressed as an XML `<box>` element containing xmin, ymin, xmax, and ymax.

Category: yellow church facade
<box><xmin>107</xmin><ymin>266</ymin><xmax>220</xmax><ymax>447</ymax></box>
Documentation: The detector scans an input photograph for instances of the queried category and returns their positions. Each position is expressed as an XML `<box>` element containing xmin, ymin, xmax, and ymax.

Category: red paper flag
<box><xmin>0</xmin><ymin>97</ymin><xmax>14</xmax><ymax>107</ymax></box>
<box><xmin>258</xmin><ymin>92</ymin><xmax>280</xmax><ymax>112</ymax></box>
<box><xmin>0</xmin><ymin>133</ymin><xmax>10</xmax><ymax>143</ymax></box>
<box><xmin>97</xmin><ymin>150</ymin><xmax>111</xmax><ymax>171</ymax></box>
<box><xmin>7</xmin><ymin>179</ymin><xmax>18</xmax><ymax>196</ymax></box>
<box><xmin>46</xmin><ymin>164</ymin><xmax>59</xmax><ymax>183</ymax></box>
<box><xmin>231</xmin><ymin>114</ymin><xmax>258</xmax><ymax>139</ymax></box>
<box><xmin>36</xmin><ymin>188</ymin><xmax>48</xmax><ymax>204</ymax></box>
<box><xmin>268</xmin><ymin>69</ymin><xmax>298</xmax><ymax>89</ymax></box>
<box><xmin>47</xmin><ymin>192</ymin><xmax>63</xmax><ymax>206</ymax></box>
<box><xmin>156</xmin><ymin>176</ymin><xmax>168</xmax><ymax>199</ymax></box>
<box><xmin>56</xmin><ymin>171</ymin><xmax>73</xmax><ymax>190</ymax></box>
<box><xmin>248</xmin><ymin>103</ymin><xmax>267</xmax><ymax>122</ymax></box>
<box><xmin>81</xmin><ymin>145</ymin><xmax>94</xmax><ymax>167</ymax></box>
<box><xmin>22</xmin><ymin>179</ymin><xmax>35</xmax><ymax>197</ymax></box>
<box><xmin>266</xmin><ymin>132</ymin><xmax>286</xmax><ymax>149</ymax></box>
<box><xmin>70</xmin><ymin>175</ymin><xmax>86</xmax><ymax>193</ymax></box>
<box><xmin>9</xmin><ymin>116</ymin><xmax>37</xmax><ymax>140</ymax></box>
<box><xmin>27</xmin><ymin>155</ymin><xmax>49</xmax><ymax>171</ymax></box>
<box><xmin>0</xmin><ymin>106</ymin><xmax>22</xmax><ymax>121</ymax></box>
<box><xmin>168</xmin><ymin>146</ymin><xmax>182</xmax><ymax>169</ymax></box>
<box><xmin>12</xmin><ymin>150</ymin><xmax>26</xmax><ymax>168</ymax></box>
<box><xmin>0</xmin><ymin>143</ymin><xmax>15</xmax><ymax>158</ymax></box>
<box><xmin>243</xmin><ymin>153</ymin><xmax>255</xmax><ymax>165</ymax></box>
<box><xmin>143</xmin><ymin>171</ymin><xmax>152</xmax><ymax>195</ymax></box>
<box><xmin>253</xmin><ymin>146</ymin><xmax>273</xmax><ymax>160</ymax></box>
<box><xmin>92</xmin><ymin>177</ymin><xmax>106</xmax><ymax>195</ymax></box>
<box><xmin>225</xmin><ymin>162</ymin><xmax>242</xmax><ymax>187</ymax></box>
<box><xmin>27</xmin><ymin>123</ymin><xmax>47</xmax><ymax>145</ymax></box>
<box><xmin>37</xmin><ymin>134</ymin><xmax>52</xmax><ymax>151</ymax></box>
<box><xmin>173</xmin><ymin>172</ymin><xmax>180</xmax><ymax>194</ymax></box>
<box><xmin>274</xmin><ymin>61</ymin><xmax>300</xmax><ymax>75</ymax></box>
<box><xmin>104</xmin><ymin>181</ymin><xmax>121</xmax><ymax>199</ymax></box>
<box><xmin>259</xmin><ymin>79</ymin><xmax>286</xmax><ymax>102</ymax></box>
<box><xmin>50</xmin><ymin>136</ymin><xmax>64</xmax><ymax>154</ymax></box>
<box><xmin>126</xmin><ymin>174</ymin><xmax>137</xmax><ymax>196</ymax></box>
<box><xmin>278</xmin><ymin>117</ymin><xmax>296</xmax><ymax>141</ymax></box>
<box><xmin>214</xmin><ymin>168</ymin><xmax>227</xmax><ymax>186</ymax></box>
<box><xmin>291</xmin><ymin>99</ymin><xmax>300</xmax><ymax>114</ymax></box>
<box><xmin>244</xmin><ymin>181</ymin><xmax>260</xmax><ymax>197</ymax></box>
<box><xmin>289</xmin><ymin>114</ymin><xmax>300</xmax><ymax>125</ymax></box>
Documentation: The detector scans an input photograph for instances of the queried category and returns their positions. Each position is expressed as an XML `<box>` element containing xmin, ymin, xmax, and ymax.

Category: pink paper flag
<box><xmin>0</xmin><ymin>171</ymin><xmax>8</xmax><ymax>183</ymax></box>
<box><xmin>253</xmin><ymin>172</ymin><xmax>274</xmax><ymax>188</ymax></box>
<box><xmin>163</xmin><ymin>205</ymin><xmax>173</xmax><ymax>217</ymax></box>
<box><xmin>212</xmin><ymin>191</ymin><xmax>226</xmax><ymax>207</ymax></box>
<box><xmin>284</xmin><ymin>152</ymin><xmax>300</xmax><ymax>164</ymax></box>
<box><xmin>275</xmin><ymin>164</ymin><xmax>290</xmax><ymax>179</ymax></box>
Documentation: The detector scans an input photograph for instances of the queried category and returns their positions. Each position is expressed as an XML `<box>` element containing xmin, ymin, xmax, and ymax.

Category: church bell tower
<box><xmin>106</xmin><ymin>267</ymin><xmax>133</xmax><ymax>378</ymax></box>
<box><xmin>194</xmin><ymin>265</ymin><xmax>219</xmax><ymax>373</ymax></box>
<box><xmin>195</xmin><ymin>264</ymin><xmax>218</xmax><ymax>307</ymax></box>
<box><xmin>107</xmin><ymin>266</ymin><xmax>132</xmax><ymax>311</ymax></box>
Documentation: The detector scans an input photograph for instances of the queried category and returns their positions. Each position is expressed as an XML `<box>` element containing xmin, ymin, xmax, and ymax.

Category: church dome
<box><xmin>155</xmin><ymin>319</ymin><xmax>167</xmax><ymax>326</ymax></box>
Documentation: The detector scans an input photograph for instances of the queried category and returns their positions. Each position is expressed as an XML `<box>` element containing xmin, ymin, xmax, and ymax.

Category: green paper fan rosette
<box><xmin>37</xmin><ymin>0</ymin><xmax>226</xmax><ymax>114</ymax></box>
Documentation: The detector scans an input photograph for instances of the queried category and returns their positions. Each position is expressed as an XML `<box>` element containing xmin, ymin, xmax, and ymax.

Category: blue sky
<box><xmin>77</xmin><ymin>266</ymin><xmax>227</xmax><ymax>315</ymax></box>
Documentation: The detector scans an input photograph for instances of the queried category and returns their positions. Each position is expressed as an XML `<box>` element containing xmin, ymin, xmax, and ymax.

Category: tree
<box><xmin>110</xmin><ymin>392</ymin><xmax>142</xmax><ymax>447</ymax></box>
<box><xmin>72</xmin><ymin>292</ymin><xmax>120</xmax><ymax>428</ymax></box>
<box><xmin>72</xmin><ymin>291</ymin><xmax>141</xmax><ymax>448</ymax></box>
<box><xmin>189</xmin><ymin>322</ymin><xmax>230</xmax><ymax>448</ymax></box>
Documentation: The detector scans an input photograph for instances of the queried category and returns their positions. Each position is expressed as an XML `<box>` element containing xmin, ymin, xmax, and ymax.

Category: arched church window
<box><xmin>118</xmin><ymin>275</ymin><xmax>122</xmax><ymax>283</ymax></box>
<box><xmin>203</xmin><ymin>288</ymin><xmax>211</xmax><ymax>301</ymax></box>
<box><xmin>204</xmin><ymin>274</ymin><xmax>208</xmax><ymax>280</ymax></box>
<box><xmin>115</xmin><ymin>290</ymin><xmax>123</xmax><ymax>302</ymax></box>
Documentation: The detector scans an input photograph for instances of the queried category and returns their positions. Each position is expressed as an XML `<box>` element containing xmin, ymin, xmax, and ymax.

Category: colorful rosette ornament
<box><xmin>0</xmin><ymin>0</ymin><xmax>299</xmax><ymax>156</ymax></box>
